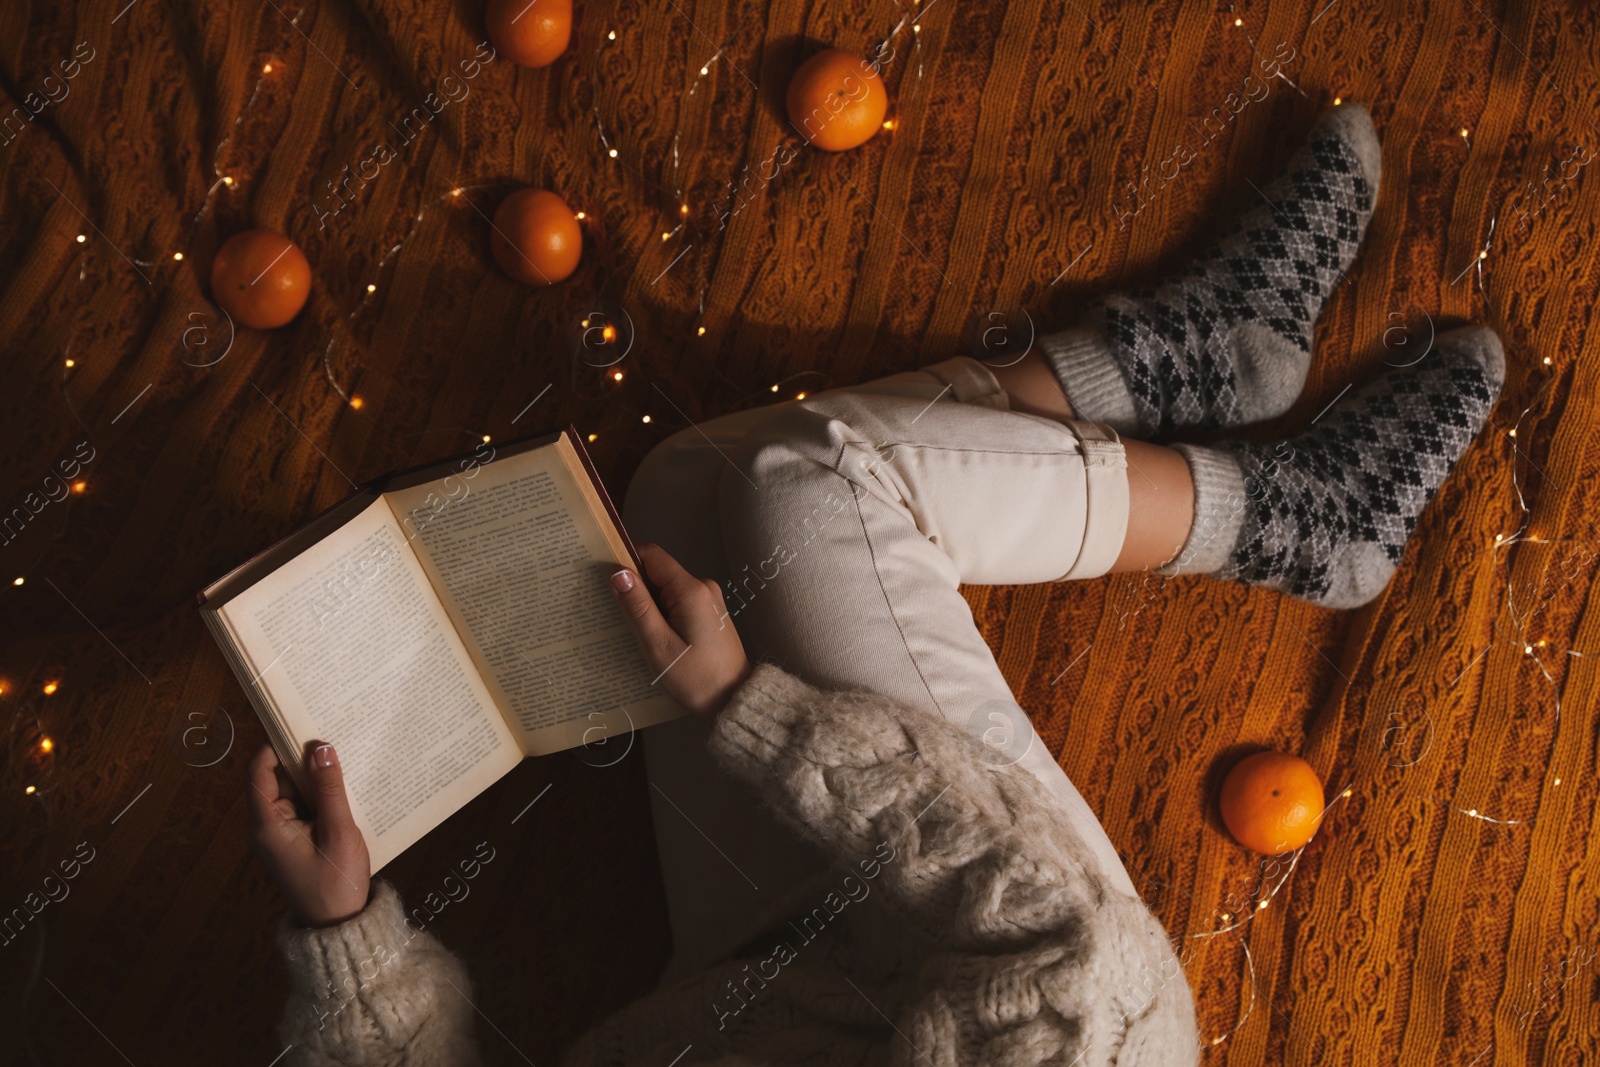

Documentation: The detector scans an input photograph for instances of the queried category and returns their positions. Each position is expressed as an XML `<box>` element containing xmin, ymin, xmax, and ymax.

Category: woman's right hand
<box><xmin>611</xmin><ymin>542</ymin><xmax>751</xmax><ymax>717</ymax></box>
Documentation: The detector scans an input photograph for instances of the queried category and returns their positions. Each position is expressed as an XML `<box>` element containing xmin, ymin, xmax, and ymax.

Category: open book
<box><xmin>198</xmin><ymin>428</ymin><xmax>682</xmax><ymax>871</ymax></box>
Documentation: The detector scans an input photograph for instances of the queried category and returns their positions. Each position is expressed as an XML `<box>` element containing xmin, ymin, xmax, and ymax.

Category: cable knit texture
<box><xmin>278</xmin><ymin>666</ymin><xmax>1200</xmax><ymax>1066</ymax></box>
<box><xmin>276</xmin><ymin>881</ymin><xmax>483</xmax><ymax>1065</ymax></box>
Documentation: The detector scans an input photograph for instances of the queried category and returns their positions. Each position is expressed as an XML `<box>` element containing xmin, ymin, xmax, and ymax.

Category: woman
<box><xmin>249</xmin><ymin>104</ymin><xmax>1503</xmax><ymax>1065</ymax></box>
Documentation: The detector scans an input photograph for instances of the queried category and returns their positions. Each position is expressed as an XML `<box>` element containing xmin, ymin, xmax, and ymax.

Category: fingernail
<box><xmin>611</xmin><ymin>568</ymin><xmax>635</xmax><ymax>593</ymax></box>
<box><xmin>313</xmin><ymin>744</ymin><xmax>336</xmax><ymax>769</ymax></box>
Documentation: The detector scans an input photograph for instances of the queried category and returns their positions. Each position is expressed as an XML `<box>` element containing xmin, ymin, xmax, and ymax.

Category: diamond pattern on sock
<box><xmin>1095</xmin><ymin>105</ymin><xmax>1381</xmax><ymax>435</ymax></box>
<box><xmin>1215</xmin><ymin>327</ymin><xmax>1504</xmax><ymax>609</ymax></box>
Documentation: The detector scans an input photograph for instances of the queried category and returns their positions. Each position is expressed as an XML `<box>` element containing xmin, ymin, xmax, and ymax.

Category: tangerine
<box><xmin>486</xmin><ymin>0</ymin><xmax>572</xmax><ymax>69</ymax></box>
<box><xmin>490</xmin><ymin>188</ymin><xmax>582</xmax><ymax>285</ymax></box>
<box><xmin>210</xmin><ymin>230</ymin><xmax>312</xmax><ymax>330</ymax></box>
<box><xmin>1218</xmin><ymin>751</ymin><xmax>1326</xmax><ymax>855</ymax></box>
<box><xmin>786</xmin><ymin>48</ymin><xmax>889</xmax><ymax>152</ymax></box>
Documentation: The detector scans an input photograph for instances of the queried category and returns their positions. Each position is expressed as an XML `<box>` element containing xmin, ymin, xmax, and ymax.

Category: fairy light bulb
<box><xmin>71</xmin><ymin>481</ymin><xmax>86</xmax><ymax>493</ymax></box>
<box><xmin>641</xmin><ymin>415</ymin><xmax>652</xmax><ymax>424</ymax></box>
<box><xmin>1333</xmin><ymin>97</ymin><xmax>1342</xmax><ymax>106</ymax></box>
<box><xmin>1234</xmin><ymin>17</ymin><xmax>1242</xmax><ymax>25</ymax></box>
<box><xmin>222</xmin><ymin>176</ymin><xmax>234</xmax><ymax>186</ymax></box>
<box><xmin>608</xmin><ymin>148</ymin><xmax>618</xmax><ymax>158</ymax></box>
<box><xmin>607</xmin><ymin>30</ymin><xmax>616</xmax><ymax>40</ymax></box>
<box><xmin>700</xmin><ymin>66</ymin><xmax>708</xmax><ymax>75</ymax></box>
<box><xmin>366</xmin><ymin>284</ymin><xmax>376</xmax><ymax>293</ymax></box>
<box><xmin>42</xmin><ymin>682</ymin><xmax>58</xmax><ymax>695</ymax></box>
<box><xmin>481</xmin><ymin>435</ymin><xmax>491</xmax><ymax>443</ymax></box>
<box><xmin>173</xmin><ymin>252</ymin><xmax>183</xmax><ymax>261</ymax></box>
<box><xmin>612</xmin><ymin>371</ymin><xmax>623</xmax><ymax>381</ymax></box>
<box><xmin>64</xmin><ymin>359</ymin><xmax>74</xmax><ymax>368</ymax></box>
<box><xmin>575</xmin><ymin>211</ymin><xmax>586</xmax><ymax>220</ymax></box>
<box><xmin>39</xmin><ymin>738</ymin><xmax>53</xmax><ymax>753</ymax></box>
<box><xmin>349</xmin><ymin>396</ymin><xmax>364</xmax><ymax>410</ymax></box>
<box><xmin>796</xmin><ymin>392</ymin><xmax>807</xmax><ymax>400</ymax></box>
<box><xmin>587</xmin><ymin>433</ymin><xmax>597</xmax><ymax>442</ymax></box>
<box><xmin>770</xmin><ymin>384</ymin><xmax>779</xmax><ymax>392</ymax></box>
<box><xmin>76</xmin><ymin>234</ymin><xmax>86</xmax><ymax>243</ymax></box>
<box><xmin>602</xmin><ymin>325</ymin><xmax>616</xmax><ymax>342</ymax></box>
<box><xmin>11</xmin><ymin>577</ymin><xmax>22</xmax><ymax>586</ymax></box>
<box><xmin>696</xmin><ymin>326</ymin><xmax>706</xmax><ymax>336</ymax></box>
<box><xmin>25</xmin><ymin>786</ymin><xmax>35</xmax><ymax>795</ymax></box>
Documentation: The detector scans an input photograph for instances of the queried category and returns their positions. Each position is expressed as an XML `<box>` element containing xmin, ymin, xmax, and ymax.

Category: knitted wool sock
<box><xmin>1042</xmin><ymin>104</ymin><xmax>1382</xmax><ymax>436</ymax></box>
<box><xmin>1158</xmin><ymin>326</ymin><xmax>1504</xmax><ymax>609</ymax></box>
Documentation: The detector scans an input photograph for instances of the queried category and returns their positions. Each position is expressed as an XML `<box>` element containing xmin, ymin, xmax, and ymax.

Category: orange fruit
<box><xmin>486</xmin><ymin>0</ymin><xmax>572</xmax><ymax>69</ymax></box>
<box><xmin>210</xmin><ymin>230</ymin><xmax>312</xmax><ymax>330</ymax></box>
<box><xmin>490</xmin><ymin>188</ymin><xmax>582</xmax><ymax>285</ymax></box>
<box><xmin>786</xmin><ymin>48</ymin><xmax>889</xmax><ymax>152</ymax></box>
<box><xmin>1219</xmin><ymin>751</ymin><xmax>1326</xmax><ymax>855</ymax></box>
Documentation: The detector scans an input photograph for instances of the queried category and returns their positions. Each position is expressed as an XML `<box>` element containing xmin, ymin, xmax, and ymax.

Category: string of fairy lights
<box><xmin>8</xmin><ymin>4</ymin><xmax>1599</xmax><ymax>1052</ymax></box>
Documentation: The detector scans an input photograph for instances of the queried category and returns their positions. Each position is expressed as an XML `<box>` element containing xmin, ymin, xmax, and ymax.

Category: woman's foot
<box><xmin>1043</xmin><ymin>104</ymin><xmax>1383</xmax><ymax>436</ymax></box>
<box><xmin>1160</xmin><ymin>326</ymin><xmax>1504</xmax><ymax>608</ymax></box>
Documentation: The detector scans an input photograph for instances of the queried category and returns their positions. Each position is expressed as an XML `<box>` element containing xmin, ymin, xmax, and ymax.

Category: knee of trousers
<box><xmin>721</xmin><ymin>405</ymin><xmax>866</xmax><ymax>520</ymax></box>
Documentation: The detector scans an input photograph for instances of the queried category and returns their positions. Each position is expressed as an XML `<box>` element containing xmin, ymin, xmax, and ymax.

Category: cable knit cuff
<box><xmin>709</xmin><ymin>663</ymin><xmax>816</xmax><ymax>775</ymax></box>
<box><xmin>276</xmin><ymin>880</ymin><xmax>482</xmax><ymax>1065</ymax></box>
<box><xmin>1040</xmin><ymin>312</ymin><xmax>1139</xmax><ymax>434</ymax></box>
<box><xmin>276</xmin><ymin>881</ymin><xmax>414</xmax><ymax>1001</ymax></box>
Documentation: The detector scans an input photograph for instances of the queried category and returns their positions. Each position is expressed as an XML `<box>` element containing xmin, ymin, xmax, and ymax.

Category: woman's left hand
<box><xmin>247</xmin><ymin>741</ymin><xmax>372</xmax><ymax>928</ymax></box>
<box><xmin>611</xmin><ymin>542</ymin><xmax>751</xmax><ymax>717</ymax></box>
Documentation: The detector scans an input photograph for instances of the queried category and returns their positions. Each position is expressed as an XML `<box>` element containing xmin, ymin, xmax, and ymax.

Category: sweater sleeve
<box><xmin>275</xmin><ymin>880</ymin><xmax>483</xmax><ymax>1067</ymax></box>
<box><xmin>708</xmin><ymin>664</ymin><xmax>1201</xmax><ymax>1066</ymax></box>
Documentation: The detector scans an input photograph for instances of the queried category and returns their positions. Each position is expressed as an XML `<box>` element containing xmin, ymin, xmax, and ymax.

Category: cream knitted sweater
<box><xmin>276</xmin><ymin>665</ymin><xmax>1201</xmax><ymax>1066</ymax></box>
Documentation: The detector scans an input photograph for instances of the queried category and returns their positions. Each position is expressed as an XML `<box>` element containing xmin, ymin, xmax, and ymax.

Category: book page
<box><xmin>383</xmin><ymin>440</ymin><xmax>681</xmax><ymax>756</ymax></box>
<box><xmin>220</xmin><ymin>499</ymin><xmax>522</xmax><ymax>872</ymax></box>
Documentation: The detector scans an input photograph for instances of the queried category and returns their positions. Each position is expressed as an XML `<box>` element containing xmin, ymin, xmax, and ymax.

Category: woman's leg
<box><xmin>991</xmin><ymin>350</ymin><xmax>1195</xmax><ymax>571</ymax></box>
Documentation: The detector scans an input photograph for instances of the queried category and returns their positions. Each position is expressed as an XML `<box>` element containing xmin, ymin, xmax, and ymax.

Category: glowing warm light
<box><xmin>882</xmin><ymin>120</ymin><xmax>896</xmax><ymax>130</ymax></box>
<box><xmin>25</xmin><ymin>786</ymin><xmax>35</xmax><ymax>795</ymax></box>
<box><xmin>222</xmin><ymin>176</ymin><xmax>234</xmax><ymax>186</ymax></box>
<box><xmin>662</xmin><ymin>232</ymin><xmax>671</xmax><ymax>240</ymax></box>
<box><xmin>575</xmin><ymin>211</ymin><xmax>586</xmax><ymax>220</ymax></box>
<box><xmin>1509</xmin><ymin>429</ymin><xmax>1517</xmax><ymax>437</ymax></box>
<box><xmin>587</xmin><ymin>433</ymin><xmax>597</xmax><ymax>442</ymax></box>
<box><xmin>581</xmin><ymin>318</ymin><xmax>590</xmax><ymax>328</ymax></box>
<box><xmin>349</xmin><ymin>396</ymin><xmax>365</xmax><ymax>410</ymax></box>
<box><xmin>641</xmin><ymin>415</ymin><xmax>652</xmax><ymax>424</ymax></box>
<box><xmin>680</xmin><ymin>204</ymin><xmax>690</xmax><ymax>215</ymax></box>
<box><xmin>173</xmin><ymin>252</ymin><xmax>184</xmax><ymax>261</ymax></box>
<box><xmin>1543</xmin><ymin>356</ymin><xmax>1553</xmax><ymax>365</ymax></box>
<box><xmin>64</xmin><ymin>359</ymin><xmax>75</xmax><ymax>368</ymax></box>
<box><xmin>608</xmin><ymin>148</ymin><xmax>618</xmax><ymax>158</ymax></box>
<box><xmin>1234</xmin><ymin>17</ymin><xmax>1242</xmax><ymax>25</ymax></box>
<box><xmin>71</xmin><ymin>481</ymin><xmax>86</xmax><ymax>493</ymax></box>
<box><xmin>1555</xmin><ymin>777</ymin><xmax>1562</xmax><ymax>785</ymax></box>
<box><xmin>76</xmin><ymin>234</ymin><xmax>86</xmax><ymax>243</ymax></box>
<box><xmin>607</xmin><ymin>30</ymin><xmax>616</xmax><ymax>39</ymax></box>
<box><xmin>1342</xmin><ymin>788</ymin><xmax>1352</xmax><ymax>797</ymax></box>
<box><xmin>770</xmin><ymin>384</ymin><xmax>779</xmax><ymax>392</ymax></box>
<box><xmin>1333</xmin><ymin>97</ymin><xmax>1342</xmax><ymax>106</ymax></box>
<box><xmin>1257</xmin><ymin>901</ymin><xmax>1268</xmax><ymax>909</ymax></box>
<box><xmin>1468</xmin><ymin>808</ymin><xmax>1478</xmax><ymax>816</ymax></box>
<box><xmin>482</xmin><ymin>435</ymin><xmax>491</xmax><ymax>443</ymax></box>
<box><xmin>1494</xmin><ymin>534</ymin><xmax>1504</xmax><ymax>542</ymax></box>
<box><xmin>40</xmin><ymin>738</ymin><xmax>53</xmax><ymax>753</ymax></box>
<box><xmin>11</xmin><ymin>577</ymin><xmax>22</xmax><ymax>586</ymax></box>
<box><xmin>696</xmin><ymin>326</ymin><xmax>706</xmax><ymax>336</ymax></box>
<box><xmin>451</xmin><ymin>188</ymin><xmax>462</xmax><ymax>198</ymax></box>
<box><xmin>263</xmin><ymin>63</ymin><xmax>274</xmax><ymax>73</ymax></box>
<box><xmin>1525</xmin><ymin>645</ymin><xmax>1534</xmax><ymax>654</ymax></box>
<box><xmin>913</xmin><ymin>23</ymin><xmax>921</xmax><ymax>32</ymax></box>
<box><xmin>612</xmin><ymin>371</ymin><xmax>624</xmax><ymax>381</ymax></box>
<box><xmin>700</xmin><ymin>66</ymin><xmax>709</xmax><ymax>75</ymax></box>
<box><xmin>602</xmin><ymin>325</ymin><xmax>616</xmax><ymax>342</ymax></box>
<box><xmin>366</xmin><ymin>284</ymin><xmax>377</xmax><ymax>293</ymax></box>
<box><xmin>1479</xmin><ymin>250</ymin><xmax>1487</xmax><ymax>259</ymax></box>
<box><xmin>795</xmin><ymin>392</ymin><xmax>807</xmax><ymax>400</ymax></box>
<box><xmin>42</xmin><ymin>682</ymin><xmax>58</xmax><ymax>695</ymax></box>
<box><xmin>1460</xmin><ymin>128</ymin><xmax>1469</xmax><ymax>138</ymax></box>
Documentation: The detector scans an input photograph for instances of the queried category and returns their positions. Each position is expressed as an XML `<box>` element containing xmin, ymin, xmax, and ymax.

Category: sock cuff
<box><xmin>1159</xmin><ymin>444</ymin><xmax>1247</xmax><ymax>576</ymax></box>
<box><xmin>1039</xmin><ymin>317</ymin><xmax>1139</xmax><ymax>435</ymax></box>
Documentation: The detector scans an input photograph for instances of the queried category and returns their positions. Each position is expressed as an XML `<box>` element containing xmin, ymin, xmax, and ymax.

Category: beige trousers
<box><xmin>622</xmin><ymin>357</ymin><xmax>1137</xmax><ymax>978</ymax></box>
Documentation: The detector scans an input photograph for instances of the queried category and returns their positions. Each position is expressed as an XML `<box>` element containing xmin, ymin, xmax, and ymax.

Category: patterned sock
<box><xmin>1160</xmin><ymin>326</ymin><xmax>1504</xmax><ymax>608</ymax></box>
<box><xmin>1043</xmin><ymin>104</ymin><xmax>1382</xmax><ymax>436</ymax></box>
